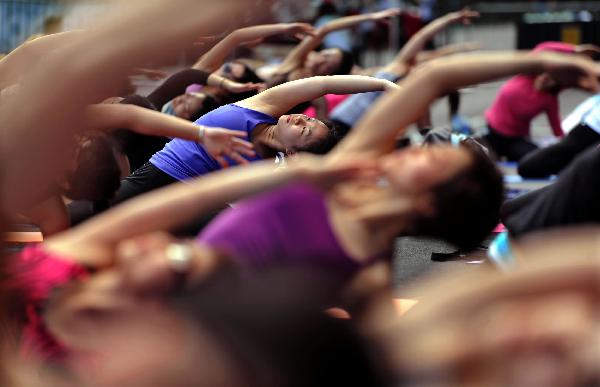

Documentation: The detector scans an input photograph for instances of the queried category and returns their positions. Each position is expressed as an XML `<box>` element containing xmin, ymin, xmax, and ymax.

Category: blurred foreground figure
<box><xmin>367</xmin><ymin>227</ymin><xmax>600</xmax><ymax>387</ymax></box>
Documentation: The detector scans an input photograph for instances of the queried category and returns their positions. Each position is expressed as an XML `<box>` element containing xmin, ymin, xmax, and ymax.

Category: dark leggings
<box><xmin>483</xmin><ymin>126</ymin><xmax>538</xmax><ymax>162</ymax></box>
<box><xmin>112</xmin><ymin>162</ymin><xmax>177</xmax><ymax>206</ymax></box>
<box><xmin>112</xmin><ymin>162</ymin><xmax>228</xmax><ymax>236</ymax></box>
<box><xmin>518</xmin><ymin>124</ymin><xmax>600</xmax><ymax>178</ymax></box>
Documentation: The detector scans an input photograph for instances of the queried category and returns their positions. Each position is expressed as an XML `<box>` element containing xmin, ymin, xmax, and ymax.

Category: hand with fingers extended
<box><xmin>540</xmin><ymin>52</ymin><xmax>600</xmax><ymax>92</ymax></box>
<box><xmin>445</xmin><ymin>8</ymin><xmax>480</xmax><ymax>25</ymax></box>
<box><xmin>576</xmin><ymin>44</ymin><xmax>600</xmax><ymax>59</ymax></box>
<box><xmin>290</xmin><ymin>154</ymin><xmax>381</xmax><ymax>191</ymax></box>
<box><xmin>370</xmin><ymin>8</ymin><xmax>402</xmax><ymax>22</ymax></box>
<box><xmin>199</xmin><ymin>126</ymin><xmax>256</xmax><ymax>167</ymax></box>
<box><xmin>221</xmin><ymin>79</ymin><xmax>265</xmax><ymax>94</ymax></box>
<box><xmin>281</xmin><ymin>22</ymin><xmax>317</xmax><ymax>40</ymax></box>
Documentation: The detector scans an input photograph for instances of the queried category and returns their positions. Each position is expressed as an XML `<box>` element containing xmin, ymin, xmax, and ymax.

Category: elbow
<box><xmin>410</xmin><ymin>60</ymin><xmax>448</xmax><ymax>96</ymax></box>
<box><xmin>314</xmin><ymin>27</ymin><xmax>328</xmax><ymax>39</ymax></box>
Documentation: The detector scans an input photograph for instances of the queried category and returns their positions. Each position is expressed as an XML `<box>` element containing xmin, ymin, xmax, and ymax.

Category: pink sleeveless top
<box><xmin>8</xmin><ymin>246</ymin><xmax>89</xmax><ymax>361</ymax></box>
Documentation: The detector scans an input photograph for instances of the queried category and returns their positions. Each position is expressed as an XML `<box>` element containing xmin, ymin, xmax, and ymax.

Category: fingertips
<box><xmin>233</xmin><ymin>137</ymin><xmax>254</xmax><ymax>149</ymax></box>
<box><xmin>215</xmin><ymin>156</ymin><xmax>229</xmax><ymax>168</ymax></box>
<box><xmin>236</xmin><ymin>147</ymin><xmax>256</xmax><ymax>158</ymax></box>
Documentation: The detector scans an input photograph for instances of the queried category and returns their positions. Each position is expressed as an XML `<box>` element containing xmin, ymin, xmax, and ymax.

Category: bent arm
<box><xmin>239</xmin><ymin>75</ymin><xmax>395</xmax><ymax>116</ymax></box>
<box><xmin>46</xmin><ymin>160</ymin><xmax>310</xmax><ymax>250</ymax></box>
<box><xmin>330</xmin><ymin>52</ymin><xmax>599</xmax><ymax>159</ymax></box>
<box><xmin>85</xmin><ymin>104</ymin><xmax>204</xmax><ymax>141</ymax></box>
<box><xmin>393</xmin><ymin>9</ymin><xmax>479</xmax><ymax>68</ymax></box>
<box><xmin>194</xmin><ymin>23</ymin><xmax>312</xmax><ymax>72</ymax></box>
<box><xmin>277</xmin><ymin>9</ymin><xmax>400</xmax><ymax>73</ymax></box>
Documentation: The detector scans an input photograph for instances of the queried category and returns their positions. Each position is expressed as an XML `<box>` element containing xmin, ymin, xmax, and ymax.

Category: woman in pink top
<box><xmin>483</xmin><ymin>41</ymin><xmax>597</xmax><ymax>161</ymax></box>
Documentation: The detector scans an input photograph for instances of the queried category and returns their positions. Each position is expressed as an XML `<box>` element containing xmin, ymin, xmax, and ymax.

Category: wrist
<box><xmin>198</xmin><ymin>125</ymin><xmax>206</xmax><ymax>143</ymax></box>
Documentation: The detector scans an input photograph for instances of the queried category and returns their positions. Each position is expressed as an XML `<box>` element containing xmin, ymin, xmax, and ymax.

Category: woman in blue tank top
<box><xmin>114</xmin><ymin>75</ymin><xmax>398</xmax><ymax>204</ymax></box>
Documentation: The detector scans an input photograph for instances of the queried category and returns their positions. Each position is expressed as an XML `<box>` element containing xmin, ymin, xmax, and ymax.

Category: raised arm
<box><xmin>0</xmin><ymin>30</ymin><xmax>83</xmax><ymax>89</ymax></box>
<box><xmin>276</xmin><ymin>9</ymin><xmax>401</xmax><ymax>73</ymax></box>
<box><xmin>330</xmin><ymin>52</ymin><xmax>600</xmax><ymax>160</ymax></box>
<box><xmin>238</xmin><ymin>75</ymin><xmax>398</xmax><ymax>116</ymax></box>
<box><xmin>393</xmin><ymin>9</ymin><xmax>479</xmax><ymax>68</ymax></box>
<box><xmin>193</xmin><ymin>23</ymin><xmax>315</xmax><ymax>72</ymax></box>
<box><xmin>0</xmin><ymin>0</ymin><xmax>246</xmax><ymax>212</ymax></box>
<box><xmin>145</xmin><ymin>69</ymin><xmax>261</xmax><ymax>109</ymax></box>
<box><xmin>45</xmin><ymin>156</ymin><xmax>369</xmax><ymax>258</ymax></box>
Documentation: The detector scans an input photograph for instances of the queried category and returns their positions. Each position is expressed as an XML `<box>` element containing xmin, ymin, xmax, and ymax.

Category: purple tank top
<box><xmin>198</xmin><ymin>183</ymin><xmax>362</xmax><ymax>277</ymax></box>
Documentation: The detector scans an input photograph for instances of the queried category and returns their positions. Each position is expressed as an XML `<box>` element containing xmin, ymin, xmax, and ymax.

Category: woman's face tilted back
<box><xmin>305</xmin><ymin>48</ymin><xmax>343</xmax><ymax>76</ymax></box>
<box><xmin>171</xmin><ymin>93</ymin><xmax>208</xmax><ymax>120</ymax></box>
<box><xmin>379</xmin><ymin>145</ymin><xmax>472</xmax><ymax>196</ymax></box>
<box><xmin>275</xmin><ymin>114</ymin><xmax>329</xmax><ymax>153</ymax></box>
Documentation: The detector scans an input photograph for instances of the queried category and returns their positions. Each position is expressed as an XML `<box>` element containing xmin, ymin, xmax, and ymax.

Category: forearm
<box><xmin>279</xmin><ymin>14</ymin><xmax>379</xmax><ymax>72</ymax></box>
<box><xmin>260</xmin><ymin>75</ymin><xmax>390</xmax><ymax>115</ymax></box>
<box><xmin>416</xmin><ymin>42</ymin><xmax>481</xmax><ymax>64</ymax></box>
<box><xmin>207</xmin><ymin>73</ymin><xmax>233</xmax><ymax>90</ymax></box>
<box><xmin>395</xmin><ymin>14</ymin><xmax>455</xmax><ymax>64</ymax></box>
<box><xmin>194</xmin><ymin>24</ymin><xmax>288</xmax><ymax>72</ymax></box>
<box><xmin>232</xmin><ymin>24</ymin><xmax>291</xmax><ymax>43</ymax></box>
<box><xmin>66</xmin><ymin>161</ymin><xmax>305</xmax><ymax>246</ymax></box>
<box><xmin>548</xmin><ymin>108</ymin><xmax>564</xmax><ymax>137</ymax></box>
<box><xmin>86</xmin><ymin>104</ymin><xmax>201</xmax><ymax>141</ymax></box>
<box><xmin>331</xmin><ymin>52</ymin><xmax>548</xmax><ymax>157</ymax></box>
<box><xmin>318</xmin><ymin>13</ymin><xmax>375</xmax><ymax>35</ymax></box>
<box><xmin>319</xmin><ymin>75</ymin><xmax>391</xmax><ymax>95</ymax></box>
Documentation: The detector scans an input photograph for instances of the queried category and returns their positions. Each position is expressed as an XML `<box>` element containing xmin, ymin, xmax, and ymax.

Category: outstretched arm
<box><xmin>145</xmin><ymin>69</ymin><xmax>262</xmax><ymax>109</ymax></box>
<box><xmin>330</xmin><ymin>52</ymin><xmax>600</xmax><ymax>160</ymax></box>
<box><xmin>276</xmin><ymin>9</ymin><xmax>401</xmax><ymax>74</ymax></box>
<box><xmin>45</xmin><ymin>156</ymin><xmax>371</xmax><ymax>263</ymax></box>
<box><xmin>387</xmin><ymin>9</ymin><xmax>479</xmax><ymax>74</ymax></box>
<box><xmin>238</xmin><ymin>75</ymin><xmax>398</xmax><ymax>117</ymax></box>
<box><xmin>85</xmin><ymin>104</ymin><xmax>255</xmax><ymax>165</ymax></box>
<box><xmin>193</xmin><ymin>23</ymin><xmax>315</xmax><ymax>72</ymax></box>
<box><xmin>415</xmin><ymin>42</ymin><xmax>482</xmax><ymax>64</ymax></box>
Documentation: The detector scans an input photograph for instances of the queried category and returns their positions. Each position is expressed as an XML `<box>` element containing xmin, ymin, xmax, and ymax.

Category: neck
<box><xmin>252</xmin><ymin>124</ymin><xmax>284</xmax><ymax>158</ymax></box>
<box><xmin>327</xmin><ymin>183</ymin><xmax>416</xmax><ymax>260</ymax></box>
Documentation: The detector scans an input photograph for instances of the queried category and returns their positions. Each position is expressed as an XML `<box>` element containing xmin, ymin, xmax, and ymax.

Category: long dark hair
<box><xmin>64</xmin><ymin>133</ymin><xmax>122</xmax><ymax>202</ymax></box>
<box><xmin>412</xmin><ymin>141</ymin><xmax>504</xmax><ymax>251</ymax></box>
